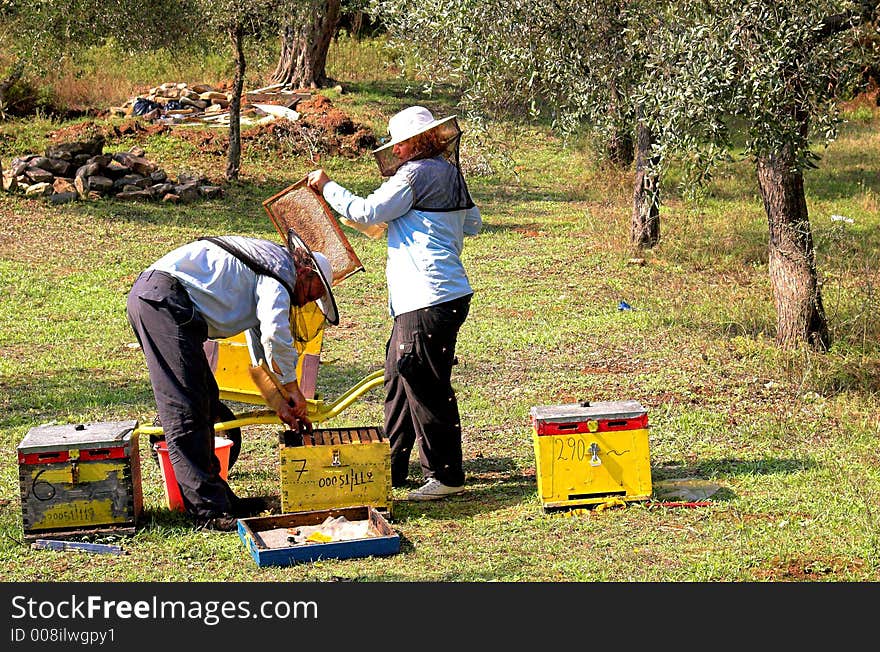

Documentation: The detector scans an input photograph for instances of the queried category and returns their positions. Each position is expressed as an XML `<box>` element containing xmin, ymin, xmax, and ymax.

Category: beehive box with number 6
<box><xmin>17</xmin><ymin>420</ymin><xmax>143</xmax><ymax>539</ymax></box>
<box><xmin>279</xmin><ymin>427</ymin><xmax>391</xmax><ymax>514</ymax></box>
<box><xmin>530</xmin><ymin>401</ymin><xmax>652</xmax><ymax>510</ymax></box>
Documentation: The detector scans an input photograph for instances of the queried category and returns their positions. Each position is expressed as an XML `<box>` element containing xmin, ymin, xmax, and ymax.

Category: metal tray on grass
<box><xmin>237</xmin><ymin>505</ymin><xmax>399</xmax><ymax>567</ymax></box>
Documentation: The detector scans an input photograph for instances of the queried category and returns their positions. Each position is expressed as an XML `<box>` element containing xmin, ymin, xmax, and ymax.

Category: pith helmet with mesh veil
<box><xmin>372</xmin><ymin>106</ymin><xmax>474</xmax><ymax>212</ymax></box>
<box><xmin>286</xmin><ymin>228</ymin><xmax>338</xmax><ymax>326</ymax></box>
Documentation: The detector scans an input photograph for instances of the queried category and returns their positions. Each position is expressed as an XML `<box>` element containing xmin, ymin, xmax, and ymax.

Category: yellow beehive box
<box><xmin>279</xmin><ymin>427</ymin><xmax>391</xmax><ymax>514</ymax></box>
<box><xmin>530</xmin><ymin>401</ymin><xmax>652</xmax><ymax>510</ymax></box>
<box><xmin>17</xmin><ymin>420</ymin><xmax>143</xmax><ymax>539</ymax></box>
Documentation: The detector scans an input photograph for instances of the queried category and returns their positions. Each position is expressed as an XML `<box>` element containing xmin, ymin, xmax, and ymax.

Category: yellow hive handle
<box><xmin>135</xmin><ymin>370</ymin><xmax>385</xmax><ymax>437</ymax></box>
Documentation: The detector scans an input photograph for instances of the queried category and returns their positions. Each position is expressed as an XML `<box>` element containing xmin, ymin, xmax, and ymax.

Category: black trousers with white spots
<box><xmin>384</xmin><ymin>294</ymin><xmax>472</xmax><ymax>488</ymax></box>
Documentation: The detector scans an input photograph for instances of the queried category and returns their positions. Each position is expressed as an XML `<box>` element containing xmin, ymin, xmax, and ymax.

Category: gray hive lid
<box><xmin>530</xmin><ymin>400</ymin><xmax>646</xmax><ymax>423</ymax></box>
<box><xmin>18</xmin><ymin>420</ymin><xmax>138</xmax><ymax>454</ymax></box>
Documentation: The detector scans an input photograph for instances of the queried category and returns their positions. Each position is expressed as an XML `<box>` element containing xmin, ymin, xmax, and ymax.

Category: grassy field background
<box><xmin>0</xmin><ymin>41</ymin><xmax>878</xmax><ymax>582</ymax></box>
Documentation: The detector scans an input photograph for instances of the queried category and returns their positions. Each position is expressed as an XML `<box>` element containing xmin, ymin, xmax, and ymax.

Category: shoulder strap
<box><xmin>200</xmin><ymin>236</ymin><xmax>296</xmax><ymax>300</ymax></box>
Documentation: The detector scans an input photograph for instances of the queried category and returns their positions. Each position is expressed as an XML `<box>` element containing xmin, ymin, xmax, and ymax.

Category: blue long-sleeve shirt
<box><xmin>322</xmin><ymin>159</ymin><xmax>481</xmax><ymax>317</ymax></box>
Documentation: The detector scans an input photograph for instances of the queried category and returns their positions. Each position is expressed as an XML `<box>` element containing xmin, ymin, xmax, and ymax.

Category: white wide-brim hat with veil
<box><xmin>372</xmin><ymin>106</ymin><xmax>464</xmax><ymax>177</ymax></box>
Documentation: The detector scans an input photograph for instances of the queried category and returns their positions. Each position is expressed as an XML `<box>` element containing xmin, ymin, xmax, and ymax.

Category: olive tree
<box><xmin>197</xmin><ymin>0</ymin><xmax>278</xmax><ymax>180</ymax></box>
<box><xmin>271</xmin><ymin>0</ymin><xmax>343</xmax><ymax>88</ymax></box>
<box><xmin>0</xmin><ymin>0</ymin><xmax>198</xmax><ymax>116</ymax></box>
<box><xmin>377</xmin><ymin>0</ymin><xmax>878</xmax><ymax>350</ymax></box>
<box><xmin>375</xmin><ymin>0</ymin><xmax>672</xmax><ymax>249</ymax></box>
<box><xmin>638</xmin><ymin>0</ymin><xmax>877</xmax><ymax>349</ymax></box>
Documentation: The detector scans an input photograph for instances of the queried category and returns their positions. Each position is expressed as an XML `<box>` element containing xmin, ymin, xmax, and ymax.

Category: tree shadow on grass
<box><xmin>66</xmin><ymin>183</ymin><xmax>293</xmax><ymax>233</ymax></box>
<box><xmin>392</xmin><ymin>454</ymin><xmax>816</xmax><ymax>522</ymax></box>
<box><xmin>652</xmin><ymin>456</ymin><xmax>815</xmax><ymax>504</ymax></box>
<box><xmin>653</xmin><ymin>456</ymin><xmax>814</xmax><ymax>480</ymax></box>
<box><xmin>476</xmin><ymin>180</ymin><xmax>598</xmax><ymax>205</ymax></box>
<box><xmin>0</xmin><ymin>362</ymin><xmax>384</xmax><ymax>431</ymax></box>
<box><xmin>343</xmin><ymin>79</ymin><xmax>463</xmax><ymax>111</ymax></box>
<box><xmin>137</xmin><ymin>508</ymin><xmax>195</xmax><ymax>532</ymax></box>
<box><xmin>390</xmin><ymin>455</ymin><xmax>538</xmax><ymax>523</ymax></box>
<box><xmin>137</xmin><ymin>491</ymin><xmax>283</xmax><ymax>533</ymax></box>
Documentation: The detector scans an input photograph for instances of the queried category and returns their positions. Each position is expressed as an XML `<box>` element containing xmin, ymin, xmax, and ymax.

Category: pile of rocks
<box><xmin>1</xmin><ymin>136</ymin><xmax>222</xmax><ymax>204</ymax></box>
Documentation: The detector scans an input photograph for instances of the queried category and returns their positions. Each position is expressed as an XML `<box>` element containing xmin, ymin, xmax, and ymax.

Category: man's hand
<box><xmin>278</xmin><ymin>382</ymin><xmax>313</xmax><ymax>433</ymax></box>
<box><xmin>306</xmin><ymin>169</ymin><xmax>330</xmax><ymax>194</ymax></box>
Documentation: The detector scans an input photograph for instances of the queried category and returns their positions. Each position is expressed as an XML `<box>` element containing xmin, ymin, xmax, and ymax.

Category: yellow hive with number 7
<box><xmin>530</xmin><ymin>400</ymin><xmax>652</xmax><ymax>510</ymax></box>
<box><xmin>279</xmin><ymin>427</ymin><xmax>391</xmax><ymax>514</ymax></box>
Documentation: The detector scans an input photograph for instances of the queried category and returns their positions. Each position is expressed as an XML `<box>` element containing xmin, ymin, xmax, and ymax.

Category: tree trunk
<box><xmin>606</xmin><ymin>77</ymin><xmax>633</xmax><ymax>167</ymax></box>
<box><xmin>631</xmin><ymin>119</ymin><xmax>660</xmax><ymax>249</ymax></box>
<box><xmin>756</xmin><ymin>151</ymin><xmax>830</xmax><ymax>350</ymax></box>
<box><xmin>226</xmin><ymin>25</ymin><xmax>245</xmax><ymax>181</ymax></box>
<box><xmin>351</xmin><ymin>11</ymin><xmax>364</xmax><ymax>39</ymax></box>
<box><xmin>271</xmin><ymin>0</ymin><xmax>342</xmax><ymax>89</ymax></box>
<box><xmin>607</xmin><ymin>127</ymin><xmax>634</xmax><ymax>167</ymax></box>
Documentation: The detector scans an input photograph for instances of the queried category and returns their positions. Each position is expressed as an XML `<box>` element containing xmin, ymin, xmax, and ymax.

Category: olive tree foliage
<box><xmin>636</xmin><ymin>0</ymin><xmax>878</xmax><ymax>349</ymax></box>
<box><xmin>0</xmin><ymin>0</ymin><xmax>198</xmax><ymax>59</ymax></box>
<box><xmin>195</xmin><ymin>0</ymin><xmax>279</xmax><ymax>180</ymax></box>
<box><xmin>375</xmin><ymin>0</ymin><xmax>641</xmax><ymax>151</ymax></box>
<box><xmin>0</xmin><ymin>0</ymin><xmax>200</xmax><ymax>115</ymax></box>
<box><xmin>378</xmin><ymin>0</ymin><xmax>878</xmax><ymax>349</ymax></box>
<box><xmin>637</xmin><ymin>1</ymin><xmax>874</xmax><ymax>179</ymax></box>
<box><xmin>374</xmin><ymin>0</ymin><xmax>679</xmax><ymax>248</ymax></box>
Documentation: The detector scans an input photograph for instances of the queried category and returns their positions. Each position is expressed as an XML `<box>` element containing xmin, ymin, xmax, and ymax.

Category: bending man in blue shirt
<box><xmin>308</xmin><ymin>105</ymin><xmax>481</xmax><ymax>501</ymax></box>
<box><xmin>127</xmin><ymin>229</ymin><xmax>338</xmax><ymax>529</ymax></box>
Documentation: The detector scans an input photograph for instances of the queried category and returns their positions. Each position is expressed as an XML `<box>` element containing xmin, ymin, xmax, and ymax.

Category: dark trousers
<box><xmin>126</xmin><ymin>270</ymin><xmax>234</xmax><ymax>518</ymax></box>
<box><xmin>384</xmin><ymin>294</ymin><xmax>471</xmax><ymax>487</ymax></box>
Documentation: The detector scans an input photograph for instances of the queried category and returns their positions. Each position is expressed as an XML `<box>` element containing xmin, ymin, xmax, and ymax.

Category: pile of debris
<box><xmin>117</xmin><ymin>92</ymin><xmax>379</xmax><ymax>161</ymax></box>
<box><xmin>241</xmin><ymin>94</ymin><xmax>377</xmax><ymax>160</ymax></box>
<box><xmin>1</xmin><ymin>135</ymin><xmax>221</xmax><ymax>204</ymax></box>
<box><xmin>110</xmin><ymin>82</ymin><xmax>230</xmax><ymax>123</ymax></box>
<box><xmin>110</xmin><ymin>81</ymin><xmax>310</xmax><ymax>127</ymax></box>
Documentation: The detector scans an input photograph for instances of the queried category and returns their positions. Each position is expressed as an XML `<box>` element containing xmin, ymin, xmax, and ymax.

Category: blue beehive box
<box><xmin>237</xmin><ymin>505</ymin><xmax>400</xmax><ymax>568</ymax></box>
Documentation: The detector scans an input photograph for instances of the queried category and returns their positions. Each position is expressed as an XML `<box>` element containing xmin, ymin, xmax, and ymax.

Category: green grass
<box><xmin>1</xmin><ymin>69</ymin><xmax>879</xmax><ymax>582</ymax></box>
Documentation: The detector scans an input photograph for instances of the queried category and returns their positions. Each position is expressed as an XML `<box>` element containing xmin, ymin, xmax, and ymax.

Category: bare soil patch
<box><xmin>40</xmin><ymin>94</ymin><xmax>375</xmax><ymax>162</ymax></box>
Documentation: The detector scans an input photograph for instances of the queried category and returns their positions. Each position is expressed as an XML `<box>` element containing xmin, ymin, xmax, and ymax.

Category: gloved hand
<box><xmin>279</xmin><ymin>382</ymin><xmax>313</xmax><ymax>433</ymax></box>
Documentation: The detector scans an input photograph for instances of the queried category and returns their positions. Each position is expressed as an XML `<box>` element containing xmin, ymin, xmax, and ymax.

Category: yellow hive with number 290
<box><xmin>530</xmin><ymin>400</ymin><xmax>652</xmax><ymax>510</ymax></box>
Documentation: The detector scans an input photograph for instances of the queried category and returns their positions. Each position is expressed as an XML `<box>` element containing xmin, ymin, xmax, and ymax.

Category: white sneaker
<box><xmin>406</xmin><ymin>478</ymin><xmax>465</xmax><ymax>501</ymax></box>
